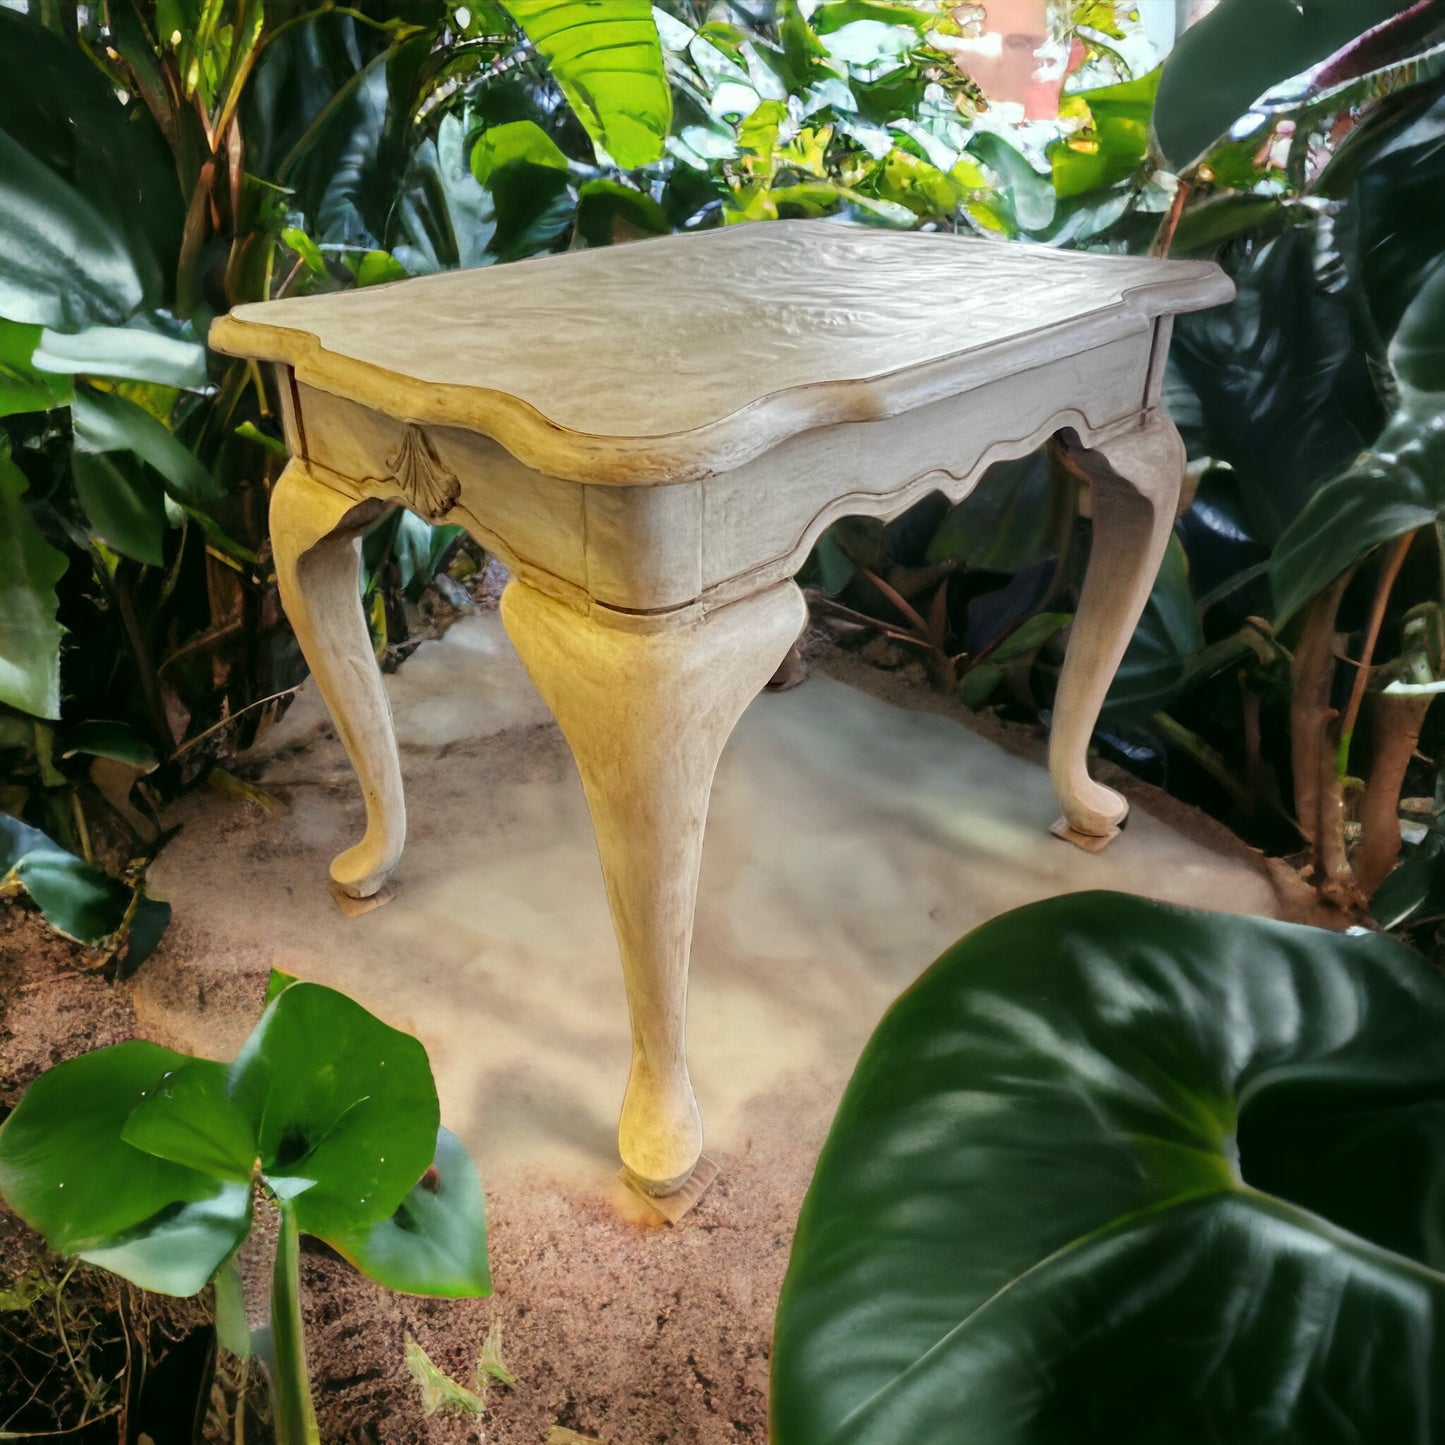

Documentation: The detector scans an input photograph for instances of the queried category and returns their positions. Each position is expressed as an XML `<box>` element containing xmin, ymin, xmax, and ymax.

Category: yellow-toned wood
<box><xmin>500</xmin><ymin>579</ymin><xmax>807</xmax><ymax>1193</ymax></box>
<box><xmin>270</xmin><ymin>460</ymin><xmax>403</xmax><ymax>898</ymax></box>
<box><xmin>217</xmin><ymin>222</ymin><xmax>1234</xmax><ymax>1188</ymax></box>
<box><xmin>1049</xmin><ymin>414</ymin><xmax>1185</xmax><ymax>837</ymax></box>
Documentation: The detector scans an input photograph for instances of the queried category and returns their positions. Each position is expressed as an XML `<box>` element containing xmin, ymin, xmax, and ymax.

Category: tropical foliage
<box><xmin>773</xmin><ymin>890</ymin><xmax>1445</xmax><ymax>1442</ymax></box>
<box><xmin>0</xmin><ymin>969</ymin><xmax>489</xmax><ymax>1443</ymax></box>
<box><xmin>5</xmin><ymin>0</ymin><xmax>1445</xmax><ymax>952</ymax></box>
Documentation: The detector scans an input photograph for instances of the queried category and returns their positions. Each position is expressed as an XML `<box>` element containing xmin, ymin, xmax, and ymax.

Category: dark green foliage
<box><xmin>773</xmin><ymin>892</ymin><xmax>1445</xmax><ymax>1443</ymax></box>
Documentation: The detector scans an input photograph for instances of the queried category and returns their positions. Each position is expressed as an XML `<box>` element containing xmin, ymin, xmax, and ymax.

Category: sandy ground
<box><xmin>9</xmin><ymin>605</ymin><xmax>1304</xmax><ymax>1443</ymax></box>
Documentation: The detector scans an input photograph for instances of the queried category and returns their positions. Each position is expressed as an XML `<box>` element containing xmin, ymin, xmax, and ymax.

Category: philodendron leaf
<box><xmin>327</xmin><ymin>1127</ymin><xmax>491</xmax><ymax>1297</ymax></box>
<box><xmin>1270</xmin><ymin>391</ymin><xmax>1445</xmax><ymax>627</ymax></box>
<box><xmin>0</xmin><ymin>813</ymin><xmax>134</xmax><ymax>945</ymax></box>
<box><xmin>501</xmin><ymin>1</ymin><xmax>671</xmax><ymax>168</ymax></box>
<box><xmin>0</xmin><ymin>449</ymin><xmax>67</xmax><ymax>719</ymax></box>
<box><xmin>1152</xmin><ymin>0</ymin><xmax>1414</xmax><ymax>171</ymax></box>
<box><xmin>72</xmin><ymin>386</ymin><xmax>218</xmax><ymax>505</ymax></box>
<box><xmin>123</xmin><ymin>1058</ymin><xmax>258</xmax><ymax>1181</ymax></box>
<box><xmin>0</xmin><ymin>1041</ymin><xmax>224</xmax><ymax>1254</ymax></box>
<box><xmin>79</xmin><ymin>1181</ymin><xmax>253</xmax><ymax>1297</ymax></box>
<box><xmin>228</xmin><ymin>981</ymin><xmax>439</xmax><ymax>1240</ymax></box>
<box><xmin>772</xmin><ymin>892</ymin><xmax>1445</xmax><ymax>1444</ymax></box>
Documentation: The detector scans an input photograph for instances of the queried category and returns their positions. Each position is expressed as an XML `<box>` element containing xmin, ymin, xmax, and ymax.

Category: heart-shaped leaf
<box><xmin>79</xmin><ymin>1181</ymin><xmax>253</xmax><ymax>1297</ymax></box>
<box><xmin>773</xmin><ymin>892</ymin><xmax>1445</xmax><ymax>1443</ymax></box>
<box><xmin>228</xmin><ymin>981</ymin><xmax>439</xmax><ymax>1240</ymax></box>
<box><xmin>123</xmin><ymin>1058</ymin><xmax>258</xmax><ymax>1182</ymax></box>
<box><xmin>326</xmin><ymin>1127</ymin><xmax>491</xmax><ymax>1298</ymax></box>
<box><xmin>0</xmin><ymin>1041</ymin><xmax>222</xmax><ymax>1253</ymax></box>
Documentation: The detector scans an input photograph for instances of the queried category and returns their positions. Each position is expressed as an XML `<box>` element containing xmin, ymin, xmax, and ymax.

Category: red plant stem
<box><xmin>1337</xmin><ymin>530</ymin><xmax>1415</xmax><ymax>776</ymax></box>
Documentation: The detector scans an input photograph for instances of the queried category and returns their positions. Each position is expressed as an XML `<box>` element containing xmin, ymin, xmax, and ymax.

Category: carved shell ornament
<box><xmin>378</xmin><ymin>424</ymin><xmax>460</xmax><ymax>520</ymax></box>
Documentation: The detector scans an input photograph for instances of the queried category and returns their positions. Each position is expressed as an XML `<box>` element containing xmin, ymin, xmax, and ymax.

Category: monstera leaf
<box><xmin>773</xmin><ymin>892</ymin><xmax>1445</xmax><ymax>1444</ymax></box>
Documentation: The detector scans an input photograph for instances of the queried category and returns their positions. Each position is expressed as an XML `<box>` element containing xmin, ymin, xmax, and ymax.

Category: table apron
<box><xmin>283</xmin><ymin>325</ymin><xmax>1157</xmax><ymax>621</ymax></box>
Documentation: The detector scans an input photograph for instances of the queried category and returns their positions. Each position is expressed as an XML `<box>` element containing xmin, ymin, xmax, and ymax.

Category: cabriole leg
<box><xmin>270</xmin><ymin>460</ymin><xmax>404</xmax><ymax>900</ymax></box>
<box><xmin>501</xmin><ymin>579</ymin><xmax>807</xmax><ymax>1194</ymax></box>
<box><xmin>1049</xmin><ymin>414</ymin><xmax>1184</xmax><ymax>845</ymax></box>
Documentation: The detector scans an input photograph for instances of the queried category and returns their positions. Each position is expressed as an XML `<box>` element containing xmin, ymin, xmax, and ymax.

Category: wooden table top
<box><xmin>212</xmin><ymin>221</ymin><xmax>1230</xmax><ymax>481</ymax></box>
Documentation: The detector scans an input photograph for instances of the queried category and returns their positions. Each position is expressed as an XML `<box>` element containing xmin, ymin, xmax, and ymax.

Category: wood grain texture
<box><xmin>500</xmin><ymin>578</ymin><xmax>808</xmax><ymax>1192</ymax></box>
<box><xmin>1049</xmin><ymin>414</ymin><xmax>1185</xmax><ymax>837</ymax></box>
<box><xmin>270</xmin><ymin>459</ymin><xmax>403</xmax><ymax>897</ymax></box>
<box><xmin>212</xmin><ymin>222</ymin><xmax>1232</xmax><ymax>484</ymax></box>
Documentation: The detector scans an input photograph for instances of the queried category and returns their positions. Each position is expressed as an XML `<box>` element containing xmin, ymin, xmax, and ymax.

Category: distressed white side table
<box><xmin>212</xmin><ymin>221</ymin><xmax>1232</xmax><ymax>1195</ymax></box>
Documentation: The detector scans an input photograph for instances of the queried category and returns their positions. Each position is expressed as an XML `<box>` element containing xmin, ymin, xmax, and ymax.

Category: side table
<box><xmin>211</xmin><ymin>221</ymin><xmax>1233</xmax><ymax>1196</ymax></box>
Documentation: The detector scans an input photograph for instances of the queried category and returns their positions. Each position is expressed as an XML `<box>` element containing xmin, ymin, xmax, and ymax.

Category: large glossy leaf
<box><xmin>0</xmin><ymin>1041</ymin><xmax>223</xmax><ymax>1254</ymax></box>
<box><xmin>0</xmin><ymin>8</ymin><xmax>176</xmax><ymax>298</ymax></box>
<box><xmin>228</xmin><ymin>981</ymin><xmax>440</xmax><ymax>1240</ymax></box>
<box><xmin>501</xmin><ymin>1</ymin><xmax>672</xmax><ymax>168</ymax></box>
<box><xmin>1153</xmin><ymin>0</ymin><xmax>1416</xmax><ymax>170</ymax></box>
<box><xmin>72</xmin><ymin>386</ymin><xmax>218</xmax><ymax>505</ymax></box>
<box><xmin>327</xmin><ymin>1127</ymin><xmax>491</xmax><ymax>1297</ymax></box>
<box><xmin>0</xmin><ymin>814</ymin><xmax>171</xmax><ymax>956</ymax></box>
<box><xmin>0</xmin><ymin>449</ymin><xmax>67</xmax><ymax>718</ymax></box>
<box><xmin>1270</xmin><ymin>390</ymin><xmax>1445</xmax><ymax>627</ymax></box>
<box><xmin>1169</xmin><ymin>227</ymin><xmax>1381</xmax><ymax>546</ymax></box>
<box><xmin>71</xmin><ymin>451</ymin><xmax>168</xmax><ymax>567</ymax></box>
<box><xmin>33</xmin><ymin>325</ymin><xmax>209</xmax><ymax>391</ymax></box>
<box><xmin>773</xmin><ymin>892</ymin><xmax>1445</xmax><ymax>1444</ymax></box>
<box><xmin>0</xmin><ymin>128</ymin><xmax>145</xmax><ymax>330</ymax></box>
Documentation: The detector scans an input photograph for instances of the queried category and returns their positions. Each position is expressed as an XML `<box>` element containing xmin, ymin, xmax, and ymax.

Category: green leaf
<box><xmin>1153</xmin><ymin>0</ymin><xmax>1417</xmax><ymax>171</ymax></box>
<box><xmin>59</xmin><ymin>720</ymin><xmax>159</xmax><ymax>770</ymax></box>
<box><xmin>1389</xmin><ymin>255</ymin><xmax>1445</xmax><ymax>393</ymax></box>
<box><xmin>0</xmin><ymin>813</ymin><xmax>132</xmax><ymax>946</ymax></box>
<box><xmin>228</xmin><ymin>981</ymin><xmax>440</xmax><ymax>1240</ymax></box>
<box><xmin>281</xmin><ymin>226</ymin><xmax>328</xmax><ymax>277</ymax></box>
<box><xmin>0</xmin><ymin>128</ymin><xmax>146</xmax><ymax>329</ymax></box>
<box><xmin>1049</xmin><ymin>67</ymin><xmax>1159</xmax><ymax>199</ymax></box>
<box><xmin>1106</xmin><ymin>535</ymin><xmax>1202</xmax><ymax>713</ymax></box>
<box><xmin>926</xmin><ymin>448</ymin><xmax>1071</xmax><ymax>571</ymax></box>
<box><xmin>488</xmin><ymin>160</ymin><xmax>576</xmax><ymax>262</ymax></box>
<box><xmin>1169</xmin><ymin>227</ymin><xmax>1378</xmax><ymax>546</ymax></box>
<box><xmin>0</xmin><ymin>1040</ymin><xmax>222</xmax><ymax>1255</ymax></box>
<box><xmin>32</xmin><ymin>325</ymin><xmax>209</xmax><ymax>391</ymax></box>
<box><xmin>328</xmin><ymin>1127</ymin><xmax>491</xmax><ymax>1298</ymax></box>
<box><xmin>72</xmin><ymin>450</ymin><xmax>168</xmax><ymax>566</ymax></box>
<box><xmin>987</xmin><ymin>610</ymin><xmax>1071</xmax><ymax>664</ymax></box>
<box><xmin>79</xmin><ymin>1181</ymin><xmax>253</xmax><ymax>1297</ymax></box>
<box><xmin>0</xmin><ymin>448</ymin><xmax>67</xmax><ymax>719</ymax></box>
<box><xmin>1270</xmin><ymin>393</ymin><xmax>1445</xmax><ymax>627</ymax></box>
<box><xmin>574</xmin><ymin>178</ymin><xmax>669</xmax><ymax>247</ymax></box>
<box><xmin>470</xmin><ymin>119</ymin><xmax>570</xmax><ymax>185</ymax></box>
<box><xmin>501</xmin><ymin>1</ymin><xmax>671</xmax><ymax>168</ymax></box>
<box><xmin>966</xmin><ymin>131</ymin><xmax>1054</xmax><ymax>234</ymax></box>
<box><xmin>123</xmin><ymin>1058</ymin><xmax>259</xmax><ymax>1182</ymax></box>
<box><xmin>353</xmin><ymin>250</ymin><xmax>409</xmax><ymax>288</ymax></box>
<box><xmin>72</xmin><ymin>386</ymin><xmax>218</xmax><ymax>505</ymax></box>
<box><xmin>0</xmin><ymin>318</ymin><xmax>73</xmax><ymax>416</ymax></box>
<box><xmin>773</xmin><ymin>892</ymin><xmax>1445</xmax><ymax>1444</ymax></box>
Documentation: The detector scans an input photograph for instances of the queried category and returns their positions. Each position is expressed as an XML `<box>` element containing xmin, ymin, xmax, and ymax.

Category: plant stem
<box><xmin>1336</xmin><ymin>530</ymin><xmax>1415</xmax><ymax>777</ymax></box>
<box><xmin>270</xmin><ymin>1204</ymin><xmax>320</xmax><ymax>1445</ymax></box>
